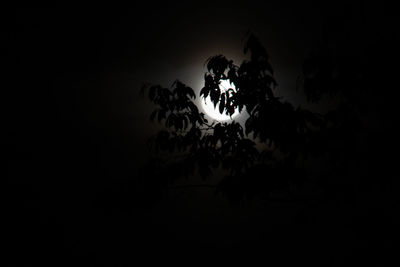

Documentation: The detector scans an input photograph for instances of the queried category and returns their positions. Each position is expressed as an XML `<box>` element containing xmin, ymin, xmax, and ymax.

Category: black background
<box><xmin>6</xmin><ymin>3</ymin><xmax>399</xmax><ymax>265</ymax></box>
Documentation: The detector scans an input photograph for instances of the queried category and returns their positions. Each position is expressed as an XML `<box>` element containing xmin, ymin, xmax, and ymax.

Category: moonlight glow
<box><xmin>201</xmin><ymin>79</ymin><xmax>240</xmax><ymax>121</ymax></box>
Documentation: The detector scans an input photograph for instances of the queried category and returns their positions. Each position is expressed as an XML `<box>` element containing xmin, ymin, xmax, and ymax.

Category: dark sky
<box><xmin>9</xmin><ymin>3</ymin><xmax>327</xmax><ymax>173</ymax></box>
<box><xmin>8</xmin><ymin>2</ymin><xmax>392</xmax><ymax>163</ymax></box>
<box><xmin>7</xmin><ymin>2</ymin><xmax>398</xmax><ymax>265</ymax></box>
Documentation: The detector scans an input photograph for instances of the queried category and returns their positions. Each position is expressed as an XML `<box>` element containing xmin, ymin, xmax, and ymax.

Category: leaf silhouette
<box><xmin>200</xmin><ymin>86</ymin><xmax>210</xmax><ymax>99</ymax></box>
<box><xmin>219</xmin><ymin>93</ymin><xmax>225</xmax><ymax>114</ymax></box>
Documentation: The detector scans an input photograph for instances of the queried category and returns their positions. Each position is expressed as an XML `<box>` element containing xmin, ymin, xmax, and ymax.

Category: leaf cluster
<box><xmin>142</xmin><ymin>33</ymin><xmax>331</xmax><ymax>203</ymax></box>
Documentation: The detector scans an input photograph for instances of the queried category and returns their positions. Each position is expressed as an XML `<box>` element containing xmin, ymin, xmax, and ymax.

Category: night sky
<box><xmin>7</xmin><ymin>3</ymin><xmax>399</xmax><ymax>265</ymax></box>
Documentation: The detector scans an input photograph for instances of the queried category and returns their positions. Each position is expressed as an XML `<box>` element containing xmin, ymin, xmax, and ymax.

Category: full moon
<box><xmin>201</xmin><ymin>79</ymin><xmax>240</xmax><ymax>121</ymax></box>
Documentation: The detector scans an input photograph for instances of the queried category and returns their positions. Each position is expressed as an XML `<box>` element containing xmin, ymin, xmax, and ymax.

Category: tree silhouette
<box><xmin>140</xmin><ymin>32</ymin><xmax>333</xmax><ymax>204</ymax></box>
<box><xmin>140</xmin><ymin>28</ymin><xmax>392</xmax><ymax>207</ymax></box>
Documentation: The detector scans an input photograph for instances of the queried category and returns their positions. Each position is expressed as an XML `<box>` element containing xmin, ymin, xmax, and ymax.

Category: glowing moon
<box><xmin>201</xmin><ymin>79</ymin><xmax>240</xmax><ymax>121</ymax></box>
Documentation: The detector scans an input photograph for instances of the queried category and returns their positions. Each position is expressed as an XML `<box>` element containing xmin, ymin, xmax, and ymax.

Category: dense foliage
<box><xmin>141</xmin><ymin>32</ymin><xmax>362</xmax><ymax>203</ymax></box>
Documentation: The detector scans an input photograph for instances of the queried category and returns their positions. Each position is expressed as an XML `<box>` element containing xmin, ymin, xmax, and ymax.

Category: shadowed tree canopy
<box><xmin>140</xmin><ymin>14</ymin><xmax>398</xmax><ymax>212</ymax></box>
<box><xmin>141</xmin><ymin>33</ymin><xmax>330</xmax><ymax>203</ymax></box>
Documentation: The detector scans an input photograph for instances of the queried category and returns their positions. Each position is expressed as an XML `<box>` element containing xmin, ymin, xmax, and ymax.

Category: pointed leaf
<box><xmin>219</xmin><ymin>93</ymin><xmax>225</xmax><ymax>114</ymax></box>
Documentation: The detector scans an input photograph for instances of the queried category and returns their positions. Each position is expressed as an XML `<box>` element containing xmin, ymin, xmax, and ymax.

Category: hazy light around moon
<box><xmin>201</xmin><ymin>79</ymin><xmax>240</xmax><ymax>121</ymax></box>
